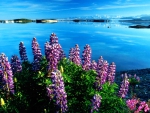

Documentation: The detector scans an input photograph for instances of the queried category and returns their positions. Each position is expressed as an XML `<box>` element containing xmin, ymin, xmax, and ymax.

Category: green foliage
<box><xmin>58</xmin><ymin>58</ymin><xmax>97</xmax><ymax>112</ymax></box>
<box><xmin>98</xmin><ymin>82</ymin><xmax>129</xmax><ymax>113</ymax></box>
<box><xmin>129</xmin><ymin>77</ymin><xmax>140</xmax><ymax>86</ymax></box>
<box><xmin>128</xmin><ymin>76</ymin><xmax>140</xmax><ymax>98</ymax></box>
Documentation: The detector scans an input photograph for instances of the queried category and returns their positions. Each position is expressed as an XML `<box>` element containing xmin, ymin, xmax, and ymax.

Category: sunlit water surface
<box><xmin>0</xmin><ymin>21</ymin><xmax>150</xmax><ymax>71</ymax></box>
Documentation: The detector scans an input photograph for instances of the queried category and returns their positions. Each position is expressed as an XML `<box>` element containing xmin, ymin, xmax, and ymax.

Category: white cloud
<box><xmin>97</xmin><ymin>4</ymin><xmax>150</xmax><ymax>10</ymax></box>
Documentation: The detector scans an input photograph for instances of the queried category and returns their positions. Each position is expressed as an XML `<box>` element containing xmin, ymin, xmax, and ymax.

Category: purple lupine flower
<box><xmin>56</xmin><ymin>43</ymin><xmax>65</xmax><ymax>61</ymax></box>
<box><xmin>46</xmin><ymin>84</ymin><xmax>55</xmax><ymax>101</ymax></box>
<box><xmin>11</xmin><ymin>55</ymin><xmax>22</xmax><ymax>75</ymax></box>
<box><xmin>59</xmin><ymin>48</ymin><xmax>66</xmax><ymax>60</ymax></box>
<box><xmin>107</xmin><ymin>62</ymin><xmax>116</xmax><ymax>84</ymax></box>
<box><xmin>46</xmin><ymin>70</ymin><xmax>68</xmax><ymax>112</ymax></box>
<box><xmin>31</xmin><ymin>37</ymin><xmax>42</xmax><ymax>61</ymax></box>
<box><xmin>69</xmin><ymin>48</ymin><xmax>74</xmax><ymax>62</ymax></box>
<box><xmin>50</xmin><ymin>33</ymin><xmax>58</xmax><ymax>45</ymax></box>
<box><xmin>50</xmin><ymin>33</ymin><xmax>66</xmax><ymax>60</ymax></box>
<box><xmin>47</xmin><ymin>44</ymin><xmax>61</xmax><ymax>71</ymax></box>
<box><xmin>82</xmin><ymin>44</ymin><xmax>91</xmax><ymax>71</ymax></box>
<box><xmin>32</xmin><ymin>37</ymin><xmax>38</xmax><ymax>55</ymax></box>
<box><xmin>31</xmin><ymin>37</ymin><xmax>42</xmax><ymax>71</ymax></box>
<box><xmin>98</xmin><ymin>56</ymin><xmax>103</xmax><ymax>66</ymax></box>
<box><xmin>19</xmin><ymin>42</ymin><xmax>28</xmax><ymax>62</ymax></box>
<box><xmin>32</xmin><ymin>59</ymin><xmax>41</xmax><ymax>71</ymax></box>
<box><xmin>95</xmin><ymin>58</ymin><xmax>108</xmax><ymax>91</ymax></box>
<box><xmin>71</xmin><ymin>44</ymin><xmax>81</xmax><ymax>65</ymax></box>
<box><xmin>91</xmin><ymin>94</ymin><xmax>102</xmax><ymax>113</ymax></box>
<box><xmin>90</xmin><ymin>60</ymin><xmax>97</xmax><ymax>71</ymax></box>
<box><xmin>118</xmin><ymin>73</ymin><xmax>129</xmax><ymax>98</ymax></box>
<box><xmin>0</xmin><ymin>53</ymin><xmax>14</xmax><ymax>95</ymax></box>
<box><xmin>45</xmin><ymin>41</ymin><xmax>50</xmax><ymax>62</ymax></box>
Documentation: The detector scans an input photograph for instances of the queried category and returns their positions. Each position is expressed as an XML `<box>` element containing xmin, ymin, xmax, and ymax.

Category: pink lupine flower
<box><xmin>126</xmin><ymin>99</ymin><xmax>139</xmax><ymax>111</ymax></box>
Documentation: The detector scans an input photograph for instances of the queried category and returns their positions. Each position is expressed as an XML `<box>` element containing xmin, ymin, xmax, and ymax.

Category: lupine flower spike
<box><xmin>19</xmin><ymin>42</ymin><xmax>28</xmax><ymax>62</ymax></box>
<box><xmin>118</xmin><ymin>73</ymin><xmax>129</xmax><ymax>98</ymax></box>
<box><xmin>82</xmin><ymin>44</ymin><xmax>91</xmax><ymax>71</ymax></box>
<box><xmin>0</xmin><ymin>53</ymin><xmax>14</xmax><ymax>95</ymax></box>
<box><xmin>90</xmin><ymin>60</ymin><xmax>97</xmax><ymax>71</ymax></box>
<box><xmin>50</xmin><ymin>33</ymin><xmax>65</xmax><ymax>60</ymax></box>
<box><xmin>72</xmin><ymin>44</ymin><xmax>81</xmax><ymax>65</ymax></box>
<box><xmin>91</xmin><ymin>94</ymin><xmax>102</xmax><ymax>113</ymax></box>
<box><xmin>32</xmin><ymin>37</ymin><xmax>42</xmax><ymax>61</ymax></box>
<box><xmin>107</xmin><ymin>62</ymin><xmax>116</xmax><ymax>84</ymax></box>
<box><xmin>95</xmin><ymin>56</ymin><xmax>108</xmax><ymax>90</ymax></box>
<box><xmin>69</xmin><ymin>48</ymin><xmax>74</xmax><ymax>62</ymax></box>
<box><xmin>11</xmin><ymin>55</ymin><xmax>22</xmax><ymax>75</ymax></box>
<box><xmin>46</xmin><ymin>70</ymin><xmax>68</xmax><ymax>112</ymax></box>
<box><xmin>31</xmin><ymin>37</ymin><xmax>42</xmax><ymax>71</ymax></box>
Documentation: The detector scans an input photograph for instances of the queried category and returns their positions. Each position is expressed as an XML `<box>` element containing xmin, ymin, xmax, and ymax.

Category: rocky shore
<box><xmin>115</xmin><ymin>68</ymin><xmax>150</xmax><ymax>101</ymax></box>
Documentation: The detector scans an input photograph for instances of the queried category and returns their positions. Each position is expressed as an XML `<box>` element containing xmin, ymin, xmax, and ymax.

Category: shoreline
<box><xmin>116</xmin><ymin>68</ymin><xmax>150</xmax><ymax>76</ymax></box>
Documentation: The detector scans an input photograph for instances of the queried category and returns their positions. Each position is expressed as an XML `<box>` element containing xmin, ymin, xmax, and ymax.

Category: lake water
<box><xmin>0</xmin><ymin>21</ymin><xmax>150</xmax><ymax>71</ymax></box>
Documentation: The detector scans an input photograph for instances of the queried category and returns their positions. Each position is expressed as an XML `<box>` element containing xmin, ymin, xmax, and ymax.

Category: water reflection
<box><xmin>0</xmin><ymin>21</ymin><xmax>150</xmax><ymax>71</ymax></box>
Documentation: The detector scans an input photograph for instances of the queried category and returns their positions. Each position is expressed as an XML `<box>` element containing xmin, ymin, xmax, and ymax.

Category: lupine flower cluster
<box><xmin>135</xmin><ymin>101</ymin><xmax>150</xmax><ymax>112</ymax></box>
<box><xmin>19</xmin><ymin>42</ymin><xmax>28</xmax><ymax>62</ymax></box>
<box><xmin>91</xmin><ymin>94</ymin><xmax>102</xmax><ymax>113</ymax></box>
<box><xmin>0</xmin><ymin>53</ymin><xmax>14</xmax><ymax>95</ymax></box>
<box><xmin>118</xmin><ymin>73</ymin><xmax>130</xmax><ymax>98</ymax></box>
<box><xmin>91</xmin><ymin>56</ymin><xmax>116</xmax><ymax>91</ymax></box>
<box><xmin>46</xmin><ymin>70</ymin><xmax>68</xmax><ymax>112</ymax></box>
<box><xmin>82</xmin><ymin>44</ymin><xmax>91</xmax><ymax>70</ymax></box>
<box><xmin>31</xmin><ymin>37</ymin><xmax>42</xmax><ymax>71</ymax></box>
<box><xmin>11</xmin><ymin>55</ymin><xmax>22</xmax><ymax>75</ymax></box>
<box><xmin>69</xmin><ymin>44</ymin><xmax>81</xmax><ymax>65</ymax></box>
<box><xmin>126</xmin><ymin>99</ymin><xmax>150</xmax><ymax>113</ymax></box>
<box><xmin>126</xmin><ymin>99</ymin><xmax>139</xmax><ymax>111</ymax></box>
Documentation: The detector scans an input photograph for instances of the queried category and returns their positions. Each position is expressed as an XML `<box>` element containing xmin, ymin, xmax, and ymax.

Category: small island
<box><xmin>72</xmin><ymin>19</ymin><xmax>110</xmax><ymax>22</ymax></box>
<box><xmin>129</xmin><ymin>25</ymin><xmax>150</xmax><ymax>29</ymax></box>
<box><xmin>13</xmin><ymin>18</ymin><xmax>33</xmax><ymax>23</ymax></box>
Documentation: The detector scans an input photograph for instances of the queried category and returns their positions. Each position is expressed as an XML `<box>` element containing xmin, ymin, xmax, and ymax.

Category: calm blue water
<box><xmin>0</xmin><ymin>21</ymin><xmax>150</xmax><ymax>71</ymax></box>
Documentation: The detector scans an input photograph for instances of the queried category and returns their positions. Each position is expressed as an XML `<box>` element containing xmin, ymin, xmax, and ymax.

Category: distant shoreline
<box><xmin>116</xmin><ymin>68</ymin><xmax>150</xmax><ymax>75</ymax></box>
<box><xmin>0</xmin><ymin>18</ymin><xmax>110</xmax><ymax>24</ymax></box>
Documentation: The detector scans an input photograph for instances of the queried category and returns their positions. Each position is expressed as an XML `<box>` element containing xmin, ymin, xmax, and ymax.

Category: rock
<box><xmin>115</xmin><ymin>68</ymin><xmax>150</xmax><ymax>101</ymax></box>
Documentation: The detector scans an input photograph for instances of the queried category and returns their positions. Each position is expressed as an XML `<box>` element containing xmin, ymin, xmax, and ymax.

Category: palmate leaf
<box><xmin>62</xmin><ymin>73</ymin><xmax>71</xmax><ymax>83</ymax></box>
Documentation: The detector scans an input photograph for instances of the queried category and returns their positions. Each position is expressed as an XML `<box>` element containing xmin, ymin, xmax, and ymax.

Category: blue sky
<box><xmin>0</xmin><ymin>0</ymin><xmax>150</xmax><ymax>19</ymax></box>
